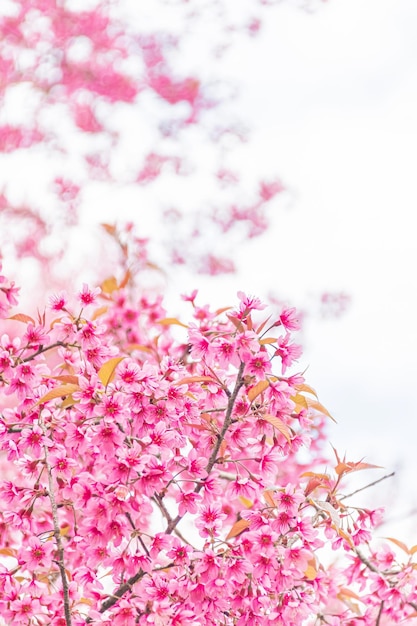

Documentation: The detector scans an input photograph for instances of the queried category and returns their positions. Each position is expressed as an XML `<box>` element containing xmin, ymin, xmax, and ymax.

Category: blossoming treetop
<box><xmin>1</xmin><ymin>265</ymin><xmax>417</xmax><ymax>625</ymax></box>
<box><xmin>1</xmin><ymin>0</ymin><xmax>416</xmax><ymax>624</ymax></box>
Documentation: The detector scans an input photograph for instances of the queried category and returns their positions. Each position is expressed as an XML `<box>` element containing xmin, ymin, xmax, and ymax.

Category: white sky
<box><xmin>181</xmin><ymin>0</ymin><xmax>417</xmax><ymax>538</ymax></box>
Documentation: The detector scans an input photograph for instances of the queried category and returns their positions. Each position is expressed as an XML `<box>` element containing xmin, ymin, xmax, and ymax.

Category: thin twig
<box><xmin>21</xmin><ymin>341</ymin><xmax>70</xmax><ymax>363</ymax></box>
<box><xmin>165</xmin><ymin>361</ymin><xmax>245</xmax><ymax>535</ymax></box>
<box><xmin>92</xmin><ymin>362</ymin><xmax>246</xmax><ymax>617</ymax></box>
<box><xmin>376</xmin><ymin>600</ymin><xmax>384</xmax><ymax>626</ymax></box>
<box><xmin>339</xmin><ymin>472</ymin><xmax>395</xmax><ymax>501</ymax></box>
<box><xmin>42</xmin><ymin>440</ymin><xmax>73</xmax><ymax>626</ymax></box>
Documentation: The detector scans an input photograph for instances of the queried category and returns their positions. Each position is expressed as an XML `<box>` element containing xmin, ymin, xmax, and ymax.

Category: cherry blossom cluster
<box><xmin>1</xmin><ymin>264</ymin><xmax>417</xmax><ymax>625</ymax></box>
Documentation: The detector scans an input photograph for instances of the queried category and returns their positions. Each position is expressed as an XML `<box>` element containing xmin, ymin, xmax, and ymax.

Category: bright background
<box><xmin>173</xmin><ymin>0</ymin><xmax>417</xmax><ymax>539</ymax></box>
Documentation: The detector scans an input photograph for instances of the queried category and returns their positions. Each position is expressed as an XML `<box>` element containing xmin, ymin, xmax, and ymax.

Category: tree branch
<box><xmin>21</xmin><ymin>341</ymin><xmax>72</xmax><ymax>363</ymax></box>
<box><xmin>42</xmin><ymin>440</ymin><xmax>73</xmax><ymax>626</ymax></box>
<box><xmin>91</xmin><ymin>362</ymin><xmax>246</xmax><ymax>618</ymax></box>
<box><xmin>339</xmin><ymin>472</ymin><xmax>395</xmax><ymax>501</ymax></box>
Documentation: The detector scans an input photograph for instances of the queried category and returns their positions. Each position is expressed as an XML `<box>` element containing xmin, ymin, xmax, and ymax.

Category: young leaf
<box><xmin>306</xmin><ymin>398</ymin><xmax>336</xmax><ymax>422</ymax></box>
<box><xmin>290</xmin><ymin>393</ymin><xmax>309</xmax><ymax>413</ymax></box>
<box><xmin>48</xmin><ymin>375</ymin><xmax>79</xmax><ymax>385</ymax></box>
<box><xmin>255</xmin><ymin>314</ymin><xmax>272</xmax><ymax>335</ymax></box>
<box><xmin>101</xmin><ymin>223</ymin><xmax>117</xmax><ymax>236</ymax></box>
<box><xmin>248</xmin><ymin>379</ymin><xmax>270</xmax><ymax>402</ymax></box>
<box><xmin>101</xmin><ymin>276</ymin><xmax>118</xmax><ymax>294</ymax></box>
<box><xmin>262</xmin><ymin>414</ymin><xmax>292</xmax><ymax>443</ymax></box>
<box><xmin>227</xmin><ymin>314</ymin><xmax>244</xmax><ymax>332</ymax></box>
<box><xmin>175</xmin><ymin>376</ymin><xmax>219</xmax><ymax>386</ymax></box>
<box><xmin>127</xmin><ymin>343</ymin><xmax>153</xmax><ymax>353</ymax></box>
<box><xmin>301</xmin><ymin>471</ymin><xmax>331</xmax><ymax>480</ymax></box>
<box><xmin>119</xmin><ymin>269</ymin><xmax>131</xmax><ymax>289</ymax></box>
<box><xmin>335</xmin><ymin>459</ymin><xmax>383</xmax><ymax>477</ymax></box>
<box><xmin>0</xmin><ymin>547</ymin><xmax>17</xmax><ymax>556</ymax></box>
<box><xmin>337</xmin><ymin>588</ymin><xmax>362</xmax><ymax>602</ymax></box>
<box><xmin>295</xmin><ymin>383</ymin><xmax>319</xmax><ymax>399</ymax></box>
<box><xmin>215</xmin><ymin>306</ymin><xmax>232</xmax><ymax>316</ymax></box>
<box><xmin>36</xmin><ymin>384</ymin><xmax>80</xmax><ymax>405</ymax></box>
<box><xmin>8</xmin><ymin>313</ymin><xmax>36</xmax><ymax>324</ymax></box>
<box><xmin>304</xmin><ymin>558</ymin><xmax>318</xmax><ymax>580</ymax></box>
<box><xmin>225</xmin><ymin>519</ymin><xmax>250</xmax><ymax>540</ymax></box>
<box><xmin>263</xmin><ymin>490</ymin><xmax>276</xmax><ymax>508</ymax></box>
<box><xmin>239</xmin><ymin>496</ymin><xmax>254</xmax><ymax>509</ymax></box>
<box><xmin>386</xmin><ymin>537</ymin><xmax>410</xmax><ymax>554</ymax></box>
<box><xmin>157</xmin><ymin>317</ymin><xmax>189</xmax><ymax>328</ymax></box>
<box><xmin>91</xmin><ymin>306</ymin><xmax>108</xmax><ymax>320</ymax></box>
<box><xmin>98</xmin><ymin>357</ymin><xmax>125</xmax><ymax>387</ymax></box>
<box><xmin>259</xmin><ymin>337</ymin><xmax>277</xmax><ymax>345</ymax></box>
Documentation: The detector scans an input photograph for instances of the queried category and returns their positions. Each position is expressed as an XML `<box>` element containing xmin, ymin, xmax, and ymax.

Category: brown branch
<box><xmin>375</xmin><ymin>600</ymin><xmax>384</xmax><ymax>626</ymax></box>
<box><xmin>203</xmin><ymin>360</ymin><xmax>245</xmax><ymax>478</ymax></box>
<box><xmin>339</xmin><ymin>472</ymin><xmax>395</xmax><ymax>501</ymax></box>
<box><xmin>165</xmin><ymin>361</ymin><xmax>246</xmax><ymax>534</ymax></box>
<box><xmin>43</xmin><ymin>441</ymin><xmax>73</xmax><ymax>626</ymax></box>
<box><xmin>90</xmin><ymin>362</ymin><xmax>246</xmax><ymax>618</ymax></box>
<box><xmin>21</xmin><ymin>341</ymin><xmax>72</xmax><ymax>363</ymax></box>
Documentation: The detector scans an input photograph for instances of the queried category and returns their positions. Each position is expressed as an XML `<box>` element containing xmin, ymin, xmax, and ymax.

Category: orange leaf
<box><xmin>248</xmin><ymin>379</ymin><xmax>270</xmax><ymax>402</ymax></box>
<box><xmin>259</xmin><ymin>337</ymin><xmax>277</xmax><ymax>345</ymax></box>
<box><xmin>157</xmin><ymin>317</ymin><xmax>188</xmax><ymax>329</ymax></box>
<box><xmin>301</xmin><ymin>471</ymin><xmax>331</xmax><ymax>480</ymax></box>
<box><xmin>304</xmin><ymin>558</ymin><xmax>318</xmax><ymax>580</ymax></box>
<box><xmin>386</xmin><ymin>537</ymin><xmax>410</xmax><ymax>554</ymax></box>
<box><xmin>262</xmin><ymin>414</ymin><xmax>292</xmax><ymax>443</ymax></box>
<box><xmin>290</xmin><ymin>393</ymin><xmax>309</xmax><ymax>413</ymax></box>
<box><xmin>337</xmin><ymin>527</ymin><xmax>355</xmax><ymax>549</ymax></box>
<box><xmin>119</xmin><ymin>269</ymin><xmax>131</xmax><ymax>289</ymax></box>
<box><xmin>255</xmin><ymin>315</ymin><xmax>272</xmax><ymax>335</ymax></box>
<box><xmin>36</xmin><ymin>384</ymin><xmax>80</xmax><ymax>405</ymax></box>
<box><xmin>306</xmin><ymin>398</ymin><xmax>336</xmax><ymax>422</ymax></box>
<box><xmin>335</xmin><ymin>460</ymin><xmax>383</xmax><ymax>477</ymax></box>
<box><xmin>101</xmin><ymin>223</ymin><xmax>117</xmax><ymax>235</ymax></box>
<box><xmin>101</xmin><ymin>276</ymin><xmax>118</xmax><ymax>294</ymax></box>
<box><xmin>61</xmin><ymin>395</ymin><xmax>77</xmax><ymax>409</ymax></box>
<box><xmin>263</xmin><ymin>490</ymin><xmax>276</xmax><ymax>508</ymax></box>
<box><xmin>175</xmin><ymin>376</ymin><xmax>219</xmax><ymax>386</ymax></box>
<box><xmin>98</xmin><ymin>357</ymin><xmax>125</xmax><ymax>387</ymax></box>
<box><xmin>127</xmin><ymin>343</ymin><xmax>153</xmax><ymax>353</ymax></box>
<box><xmin>304</xmin><ymin>476</ymin><xmax>331</xmax><ymax>496</ymax></box>
<box><xmin>48</xmin><ymin>375</ymin><xmax>79</xmax><ymax>385</ymax></box>
<box><xmin>291</xmin><ymin>393</ymin><xmax>336</xmax><ymax>422</ymax></box>
<box><xmin>0</xmin><ymin>547</ymin><xmax>17</xmax><ymax>556</ymax></box>
<box><xmin>338</xmin><ymin>587</ymin><xmax>362</xmax><ymax>601</ymax></box>
<box><xmin>227</xmin><ymin>314</ymin><xmax>244</xmax><ymax>332</ymax></box>
<box><xmin>239</xmin><ymin>496</ymin><xmax>253</xmax><ymax>508</ymax></box>
<box><xmin>225</xmin><ymin>519</ymin><xmax>250</xmax><ymax>540</ymax></box>
<box><xmin>215</xmin><ymin>306</ymin><xmax>232</xmax><ymax>316</ymax></box>
<box><xmin>91</xmin><ymin>306</ymin><xmax>108</xmax><ymax>320</ymax></box>
<box><xmin>8</xmin><ymin>313</ymin><xmax>36</xmax><ymax>324</ymax></box>
<box><xmin>295</xmin><ymin>383</ymin><xmax>318</xmax><ymax>399</ymax></box>
<box><xmin>219</xmin><ymin>439</ymin><xmax>227</xmax><ymax>459</ymax></box>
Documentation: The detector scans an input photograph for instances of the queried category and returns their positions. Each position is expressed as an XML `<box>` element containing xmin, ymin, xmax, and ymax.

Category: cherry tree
<box><xmin>1</xmin><ymin>1</ymin><xmax>415</xmax><ymax>625</ymax></box>
<box><xmin>2</xmin><ymin>263</ymin><xmax>417</xmax><ymax>625</ymax></box>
